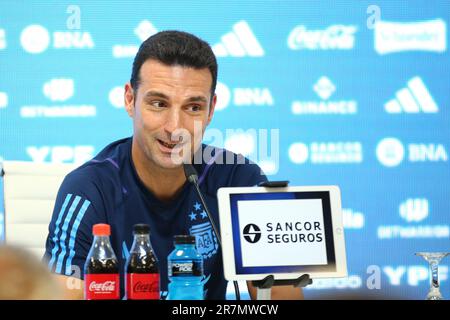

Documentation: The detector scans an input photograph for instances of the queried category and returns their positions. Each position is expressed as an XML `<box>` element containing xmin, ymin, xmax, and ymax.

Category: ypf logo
<box><xmin>243</xmin><ymin>224</ymin><xmax>261</xmax><ymax>243</ymax></box>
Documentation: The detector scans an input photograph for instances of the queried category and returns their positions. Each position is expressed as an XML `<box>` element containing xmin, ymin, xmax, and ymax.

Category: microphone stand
<box><xmin>184</xmin><ymin>163</ymin><xmax>241</xmax><ymax>300</ymax></box>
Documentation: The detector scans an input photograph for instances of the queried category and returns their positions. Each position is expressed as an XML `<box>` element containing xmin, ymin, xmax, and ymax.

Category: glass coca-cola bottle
<box><xmin>125</xmin><ymin>224</ymin><xmax>160</xmax><ymax>300</ymax></box>
<box><xmin>84</xmin><ymin>223</ymin><xmax>120</xmax><ymax>300</ymax></box>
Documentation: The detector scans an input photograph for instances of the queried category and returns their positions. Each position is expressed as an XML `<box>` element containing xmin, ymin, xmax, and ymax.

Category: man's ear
<box><xmin>124</xmin><ymin>82</ymin><xmax>135</xmax><ymax>118</ymax></box>
<box><xmin>206</xmin><ymin>94</ymin><xmax>217</xmax><ymax>126</ymax></box>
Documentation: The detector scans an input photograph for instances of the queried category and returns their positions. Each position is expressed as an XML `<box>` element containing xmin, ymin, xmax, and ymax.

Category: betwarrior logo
<box><xmin>243</xmin><ymin>224</ymin><xmax>261</xmax><ymax>243</ymax></box>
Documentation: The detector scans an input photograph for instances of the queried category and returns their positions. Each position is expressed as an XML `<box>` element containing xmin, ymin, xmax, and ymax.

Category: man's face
<box><xmin>124</xmin><ymin>59</ymin><xmax>216</xmax><ymax>170</ymax></box>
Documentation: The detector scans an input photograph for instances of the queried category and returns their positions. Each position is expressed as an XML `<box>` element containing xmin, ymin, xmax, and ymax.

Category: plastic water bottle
<box><xmin>167</xmin><ymin>235</ymin><xmax>204</xmax><ymax>300</ymax></box>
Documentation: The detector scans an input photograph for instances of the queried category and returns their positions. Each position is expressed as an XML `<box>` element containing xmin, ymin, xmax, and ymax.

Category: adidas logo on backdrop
<box><xmin>385</xmin><ymin>77</ymin><xmax>439</xmax><ymax>114</ymax></box>
<box><xmin>213</xmin><ymin>21</ymin><xmax>264</xmax><ymax>57</ymax></box>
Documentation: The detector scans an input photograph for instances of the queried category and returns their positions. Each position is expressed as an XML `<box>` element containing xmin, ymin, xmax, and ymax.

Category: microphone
<box><xmin>183</xmin><ymin>163</ymin><xmax>240</xmax><ymax>300</ymax></box>
<box><xmin>183</xmin><ymin>162</ymin><xmax>199</xmax><ymax>184</ymax></box>
<box><xmin>183</xmin><ymin>163</ymin><xmax>221</xmax><ymax>248</ymax></box>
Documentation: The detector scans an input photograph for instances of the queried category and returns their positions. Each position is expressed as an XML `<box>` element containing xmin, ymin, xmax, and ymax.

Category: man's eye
<box><xmin>188</xmin><ymin>105</ymin><xmax>202</xmax><ymax>112</ymax></box>
<box><xmin>150</xmin><ymin>101</ymin><xmax>166</xmax><ymax>108</ymax></box>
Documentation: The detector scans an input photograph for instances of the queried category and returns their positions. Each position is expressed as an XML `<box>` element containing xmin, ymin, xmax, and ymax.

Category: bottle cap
<box><xmin>92</xmin><ymin>223</ymin><xmax>111</xmax><ymax>236</ymax></box>
<box><xmin>133</xmin><ymin>224</ymin><xmax>150</xmax><ymax>235</ymax></box>
<box><xmin>174</xmin><ymin>235</ymin><xmax>196</xmax><ymax>244</ymax></box>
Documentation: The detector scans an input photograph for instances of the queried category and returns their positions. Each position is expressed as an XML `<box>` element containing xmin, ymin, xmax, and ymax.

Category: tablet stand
<box><xmin>252</xmin><ymin>274</ymin><xmax>313</xmax><ymax>300</ymax></box>
<box><xmin>253</xmin><ymin>180</ymin><xmax>313</xmax><ymax>300</ymax></box>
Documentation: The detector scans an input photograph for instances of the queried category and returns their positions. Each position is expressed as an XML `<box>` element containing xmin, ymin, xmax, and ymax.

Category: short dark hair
<box><xmin>130</xmin><ymin>30</ymin><xmax>218</xmax><ymax>95</ymax></box>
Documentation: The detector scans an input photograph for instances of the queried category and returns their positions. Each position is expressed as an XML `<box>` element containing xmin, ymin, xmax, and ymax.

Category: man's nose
<box><xmin>164</xmin><ymin>108</ymin><xmax>182</xmax><ymax>138</ymax></box>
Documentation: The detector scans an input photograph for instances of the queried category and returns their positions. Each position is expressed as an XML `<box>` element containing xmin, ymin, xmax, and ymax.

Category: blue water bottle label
<box><xmin>169</xmin><ymin>260</ymin><xmax>203</xmax><ymax>277</ymax></box>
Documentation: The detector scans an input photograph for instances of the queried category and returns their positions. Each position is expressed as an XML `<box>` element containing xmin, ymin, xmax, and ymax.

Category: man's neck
<box><xmin>131</xmin><ymin>142</ymin><xmax>187</xmax><ymax>202</ymax></box>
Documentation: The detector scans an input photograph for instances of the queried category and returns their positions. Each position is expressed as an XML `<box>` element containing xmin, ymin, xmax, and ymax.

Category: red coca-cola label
<box><xmin>85</xmin><ymin>274</ymin><xmax>120</xmax><ymax>300</ymax></box>
<box><xmin>126</xmin><ymin>273</ymin><xmax>160</xmax><ymax>300</ymax></box>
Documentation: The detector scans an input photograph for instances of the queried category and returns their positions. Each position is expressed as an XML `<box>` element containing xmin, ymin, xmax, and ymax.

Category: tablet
<box><xmin>217</xmin><ymin>185</ymin><xmax>347</xmax><ymax>281</ymax></box>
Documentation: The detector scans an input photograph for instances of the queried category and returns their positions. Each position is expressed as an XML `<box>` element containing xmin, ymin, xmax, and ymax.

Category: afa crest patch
<box><xmin>190</xmin><ymin>222</ymin><xmax>219</xmax><ymax>259</ymax></box>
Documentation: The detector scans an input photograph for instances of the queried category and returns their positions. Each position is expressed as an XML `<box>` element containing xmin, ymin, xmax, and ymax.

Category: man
<box><xmin>44</xmin><ymin>30</ymin><xmax>303</xmax><ymax>300</ymax></box>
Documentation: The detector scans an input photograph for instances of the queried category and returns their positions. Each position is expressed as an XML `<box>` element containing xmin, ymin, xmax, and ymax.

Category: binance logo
<box><xmin>243</xmin><ymin>224</ymin><xmax>261</xmax><ymax>243</ymax></box>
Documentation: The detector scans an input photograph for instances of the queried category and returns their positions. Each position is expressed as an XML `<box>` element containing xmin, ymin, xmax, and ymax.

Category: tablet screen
<box><xmin>229</xmin><ymin>191</ymin><xmax>337</xmax><ymax>275</ymax></box>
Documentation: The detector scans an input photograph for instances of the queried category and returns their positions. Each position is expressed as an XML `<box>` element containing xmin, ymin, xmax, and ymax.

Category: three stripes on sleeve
<box><xmin>47</xmin><ymin>194</ymin><xmax>91</xmax><ymax>276</ymax></box>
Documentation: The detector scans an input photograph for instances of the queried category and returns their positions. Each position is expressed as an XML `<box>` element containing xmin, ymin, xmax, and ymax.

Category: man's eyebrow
<box><xmin>186</xmin><ymin>96</ymin><xmax>208</xmax><ymax>103</ymax></box>
<box><xmin>143</xmin><ymin>91</ymin><xmax>170</xmax><ymax>100</ymax></box>
<box><xmin>144</xmin><ymin>91</ymin><xmax>208</xmax><ymax>103</ymax></box>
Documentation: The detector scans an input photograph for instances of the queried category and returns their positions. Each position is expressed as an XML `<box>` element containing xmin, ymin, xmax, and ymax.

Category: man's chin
<box><xmin>154</xmin><ymin>155</ymin><xmax>185</xmax><ymax>170</ymax></box>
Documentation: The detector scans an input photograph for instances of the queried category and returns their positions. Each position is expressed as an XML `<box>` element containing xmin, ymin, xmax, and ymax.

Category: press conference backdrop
<box><xmin>0</xmin><ymin>0</ymin><xmax>449</xmax><ymax>300</ymax></box>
